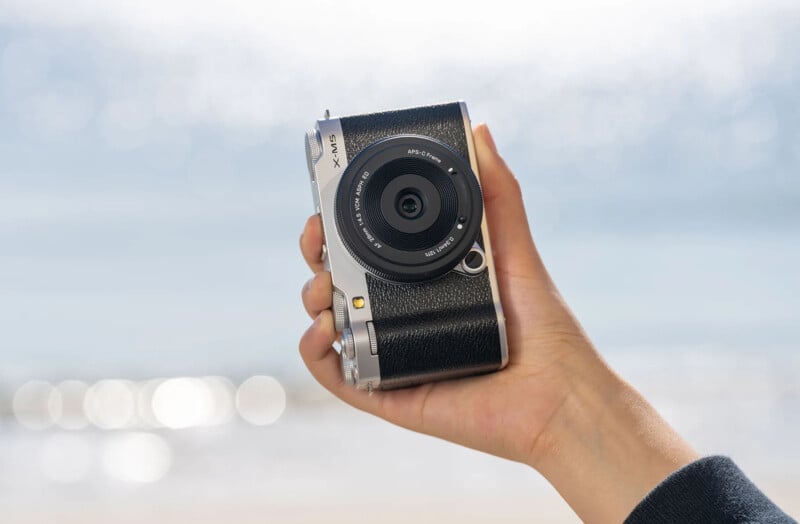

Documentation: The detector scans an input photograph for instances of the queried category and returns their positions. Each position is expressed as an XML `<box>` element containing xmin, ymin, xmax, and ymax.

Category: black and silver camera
<box><xmin>304</xmin><ymin>102</ymin><xmax>508</xmax><ymax>390</ymax></box>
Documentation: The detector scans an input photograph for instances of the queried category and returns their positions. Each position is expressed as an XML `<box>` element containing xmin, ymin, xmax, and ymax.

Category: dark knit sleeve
<box><xmin>625</xmin><ymin>456</ymin><xmax>796</xmax><ymax>524</ymax></box>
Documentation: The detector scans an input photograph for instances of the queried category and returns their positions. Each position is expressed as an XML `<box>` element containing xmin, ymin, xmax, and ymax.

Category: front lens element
<box><xmin>398</xmin><ymin>192</ymin><xmax>422</xmax><ymax>219</ymax></box>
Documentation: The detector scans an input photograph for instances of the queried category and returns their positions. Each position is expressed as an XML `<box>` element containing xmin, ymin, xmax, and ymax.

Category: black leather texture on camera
<box><xmin>341</xmin><ymin>102</ymin><xmax>504</xmax><ymax>389</ymax></box>
<box><xmin>340</xmin><ymin>102</ymin><xmax>469</xmax><ymax>161</ymax></box>
<box><xmin>366</xmin><ymin>270</ymin><xmax>503</xmax><ymax>389</ymax></box>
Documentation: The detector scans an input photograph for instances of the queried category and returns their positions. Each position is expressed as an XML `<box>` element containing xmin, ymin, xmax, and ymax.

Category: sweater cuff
<box><xmin>624</xmin><ymin>455</ymin><xmax>796</xmax><ymax>523</ymax></box>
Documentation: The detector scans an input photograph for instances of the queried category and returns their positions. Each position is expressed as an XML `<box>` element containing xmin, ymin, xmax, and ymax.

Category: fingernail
<box><xmin>312</xmin><ymin>313</ymin><xmax>323</xmax><ymax>327</ymax></box>
<box><xmin>483</xmin><ymin>125</ymin><xmax>498</xmax><ymax>155</ymax></box>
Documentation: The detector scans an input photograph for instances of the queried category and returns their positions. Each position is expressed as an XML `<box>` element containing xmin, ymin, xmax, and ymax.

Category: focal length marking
<box><xmin>407</xmin><ymin>148</ymin><xmax>442</xmax><ymax>164</ymax></box>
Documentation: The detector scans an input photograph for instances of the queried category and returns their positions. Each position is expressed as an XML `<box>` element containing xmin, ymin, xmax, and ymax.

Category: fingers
<box><xmin>473</xmin><ymin>124</ymin><xmax>547</xmax><ymax>280</ymax></box>
<box><xmin>302</xmin><ymin>271</ymin><xmax>333</xmax><ymax>319</ymax></box>
<box><xmin>298</xmin><ymin>310</ymin><xmax>385</xmax><ymax>413</ymax></box>
<box><xmin>298</xmin><ymin>216</ymin><xmax>383</xmax><ymax>414</ymax></box>
<box><xmin>298</xmin><ymin>310</ymin><xmax>348</xmax><ymax>396</ymax></box>
<box><xmin>299</xmin><ymin>310</ymin><xmax>451</xmax><ymax>438</ymax></box>
<box><xmin>298</xmin><ymin>310</ymin><xmax>340</xmax><ymax>376</ymax></box>
<box><xmin>300</xmin><ymin>215</ymin><xmax>325</xmax><ymax>273</ymax></box>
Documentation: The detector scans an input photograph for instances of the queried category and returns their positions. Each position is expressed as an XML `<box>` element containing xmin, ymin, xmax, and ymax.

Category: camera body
<box><xmin>304</xmin><ymin>102</ymin><xmax>508</xmax><ymax>390</ymax></box>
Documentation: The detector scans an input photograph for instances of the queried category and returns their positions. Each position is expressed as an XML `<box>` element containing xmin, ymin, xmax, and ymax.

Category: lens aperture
<box><xmin>398</xmin><ymin>192</ymin><xmax>422</xmax><ymax>219</ymax></box>
<box><xmin>374</xmin><ymin>170</ymin><xmax>445</xmax><ymax>242</ymax></box>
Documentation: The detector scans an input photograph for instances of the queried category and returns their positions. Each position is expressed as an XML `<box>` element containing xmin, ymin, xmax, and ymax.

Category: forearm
<box><xmin>528</xmin><ymin>346</ymin><xmax>699</xmax><ymax>523</ymax></box>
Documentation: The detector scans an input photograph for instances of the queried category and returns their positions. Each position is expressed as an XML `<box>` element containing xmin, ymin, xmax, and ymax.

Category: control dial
<box><xmin>332</xmin><ymin>290</ymin><xmax>348</xmax><ymax>333</ymax></box>
<box><xmin>341</xmin><ymin>328</ymin><xmax>355</xmax><ymax>359</ymax></box>
<box><xmin>340</xmin><ymin>328</ymin><xmax>357</xmax><ymax>385</ymax></box>
<box><xmin>341</xmin><ymin>355</ymin><xmax>356</xmax><ymax>386</ymax></box>
<box><xmin>304</xmin><ymin>129</ymin><xmax>323</xmax><ymax>170</ymax></box>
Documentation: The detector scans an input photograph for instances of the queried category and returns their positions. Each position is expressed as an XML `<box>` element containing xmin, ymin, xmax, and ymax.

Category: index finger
<box><xmin>300</xmin><ymin>214</ymin><xmax>326</xmax><ymax>273</ymax></box>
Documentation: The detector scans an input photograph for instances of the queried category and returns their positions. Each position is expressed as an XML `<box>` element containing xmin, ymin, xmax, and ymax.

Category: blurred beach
<box><xmin>1</xmin><ymin>348</ymin><xmax>799</xmax><ymax>523</ymax></box>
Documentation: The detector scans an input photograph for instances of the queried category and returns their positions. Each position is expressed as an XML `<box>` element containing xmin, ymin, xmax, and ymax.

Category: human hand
<box><xmin>299</xmin><ymin>124</ymin><xmax>578</xmax><ymax>461</ymax></box>
<box><xmin>299</xmin><ymin>124</ymin><xmax>697</xmax><ymax>522</ymax></box>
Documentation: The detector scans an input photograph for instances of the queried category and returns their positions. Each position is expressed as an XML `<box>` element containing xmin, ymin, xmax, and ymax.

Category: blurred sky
<box><xmin>1</xmin><ymin>0</ymin><xmax>799</xmax><ymax>384</ymax></box>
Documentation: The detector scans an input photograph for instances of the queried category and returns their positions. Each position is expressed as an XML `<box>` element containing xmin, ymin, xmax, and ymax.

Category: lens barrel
<box><xmin>335</xmin><ymin>135</ymin><xmax>483</xmax><ymax>282</ymax></box>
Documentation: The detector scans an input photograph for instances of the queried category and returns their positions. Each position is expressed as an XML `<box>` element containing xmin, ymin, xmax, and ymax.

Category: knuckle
<box><xmin>506</xmin><ymin>173</ymin><xmax>523</xmax><ymax>198</ymax></box>
<box><xmin>311</xmin><ymin>272</ymin><xmax>326</xmax><ymax>294</ymax></box>
<box><xmin>320</xmin><ymin>272</ymin><xmax>332</xmax><ymax>291</ymax></box>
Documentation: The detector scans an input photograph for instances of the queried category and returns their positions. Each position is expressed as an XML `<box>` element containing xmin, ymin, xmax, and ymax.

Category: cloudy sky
<box><xmin>1</xmin><ymin>1</ymin><xmax>799</xmax><ymax>381</ymax></box>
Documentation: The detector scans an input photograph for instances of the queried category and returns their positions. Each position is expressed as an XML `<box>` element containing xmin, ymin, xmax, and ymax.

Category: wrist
<box><xmin>527</xmin><ymin>345</ymin><xmax>699</xmax><ymax>522</ymax></box>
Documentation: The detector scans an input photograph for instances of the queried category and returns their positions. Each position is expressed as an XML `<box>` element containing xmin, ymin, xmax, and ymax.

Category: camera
<box><xmin>304</xmin><ymin>102</ymin><xmax>508</xmax><ymax>390</ymax></box>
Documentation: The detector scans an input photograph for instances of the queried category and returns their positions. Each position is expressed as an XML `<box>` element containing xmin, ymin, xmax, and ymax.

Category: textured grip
<box><xmin>367</xmin><ymin>271</ymin><xmax>502</xmax><ymax>389</ymax></box>
<box><xmin>340</xmin><ymin>102</ymin><xmax>468</xmax><ymax>161</ymax></box>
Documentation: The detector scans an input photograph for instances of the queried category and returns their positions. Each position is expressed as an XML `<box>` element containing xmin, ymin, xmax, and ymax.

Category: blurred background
<box><xmin>1</xmin><ymin>0</ymin><xmax>799</xmax><ymax>522</ymax></box>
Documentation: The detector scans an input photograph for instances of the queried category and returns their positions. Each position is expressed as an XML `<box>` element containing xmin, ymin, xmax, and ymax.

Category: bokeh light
<box><xmin>136</xmin><ymin>378</ymin><xmax>165</xmax><ymax>428</ymax></box>
<box><xmin>151</xmin><ymin>377</ymin><xmax>214</xmax><ymax>429</ymax></box>
<box><xmin>203</xmin><ymin>375</ymin><xmax>236</xmax><ymax>426</ymax></box>
<box><xmin>84</xmin><ymin>379</ymin><xmax>137</xmax><ymax>430</ymax></box>
<box><xmin>101</xmin><ymin>432</ymin><xmax>172</xmax><ymax>483</ymax></box>
<box><xmin>235</xmin><ymin>375</ymin><xmax>286</xmax><ymax>426</ymax></box>
<box><xmin>54</xmin><ymin>380</ymin><xmax>89</xmax><ymax>430</ymax></box>
<box><xmin>13</xmin><ymin>380</ymin><xmax>61</xmax><ymax>430</ymax></box>
<box><xmin>9</xmin><ymin>375</ymin><xmax>260</xmax><ymax>431</ymax></box>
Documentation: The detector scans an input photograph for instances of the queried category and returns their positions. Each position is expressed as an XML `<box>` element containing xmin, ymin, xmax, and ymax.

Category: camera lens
<box><xmin>372</xmin><ymin>164</ymin><xmax>449</xmax><ymax>247</ymax></box>
<box><xmin>335</xmin><ymin>135</ymin><xmax>483</xmax><ymax>282</ymax></box>
<box><xmin>398</xmin><ymin>192</ymin><xmax>422</xmax><ymax>219</ymax></box>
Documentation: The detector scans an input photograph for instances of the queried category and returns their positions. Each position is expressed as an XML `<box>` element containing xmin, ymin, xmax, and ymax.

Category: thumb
<box><xmin>472</xmin><ymin>124</ymin><xmax>547</xmax><ymax>282</ymax></box>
